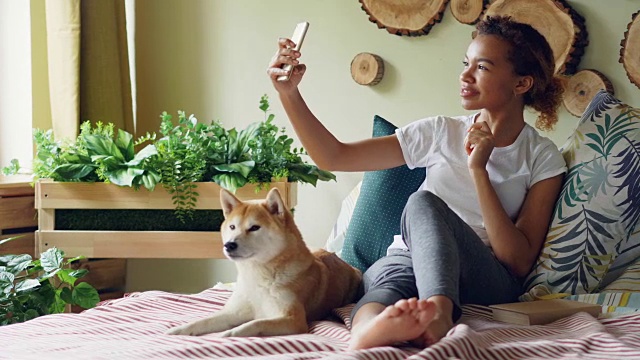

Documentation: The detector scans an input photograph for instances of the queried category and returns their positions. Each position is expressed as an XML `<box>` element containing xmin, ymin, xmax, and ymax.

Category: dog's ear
<box><xmin>220</xmin><ymin>188</ymin><xmax>241</xmax><ymax>218</ymax></box>
<box><xmin>266</xmin><ymin>188</ymin><xmax>286</xmax><ymax>216</ymax></box>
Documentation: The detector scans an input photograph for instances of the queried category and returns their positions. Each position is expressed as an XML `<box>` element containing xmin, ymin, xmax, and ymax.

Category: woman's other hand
<box><xmin>267</xmin><ymin>37</ymin><xmax>306</xmax><ymax>94</ymax></box>
<box><xmin>464</xmin><ymin>121</ymin><xmax>495</xmax><ymax>170</ymax></box>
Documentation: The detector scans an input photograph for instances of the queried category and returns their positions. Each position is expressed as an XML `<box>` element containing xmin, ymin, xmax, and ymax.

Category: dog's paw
<box><xmin>215</xmin><ymin>330</ymin><xmax>234</xmax><ymax>337</ymax></box>
<box><xmin>166</xmin><ymin>325</ymin><xmax>199</xmax><ymax>336</ymax></box>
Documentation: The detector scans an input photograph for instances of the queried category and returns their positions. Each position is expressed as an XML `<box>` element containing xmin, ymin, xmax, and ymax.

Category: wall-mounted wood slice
<box><xmin>620</xmin><ymin>10</ymin><xmax>640</xmax><ymax>89</ymax></box>
<box><xmin>483</xmin><ymin>0</ymin><xmax>588</xmax><ymax>75</ymax></box>
<box><xmin>351</xmin><ymin>53</ymin><xmax>385</xmax><ymax>86</ymax></box>
<box><xmin>451</xmin><ymin>0</ymin><xmax>487</xmax><ymax>25</ymax></box>
<box><xmin>358</xmin><ymin>0</ymin><xmax>450</xmax><ymax>37</ymax></box>
<box><xmin>563</xmin><ymin>69</ymin><xmax>614</xmax><ymax>117</ymax></box>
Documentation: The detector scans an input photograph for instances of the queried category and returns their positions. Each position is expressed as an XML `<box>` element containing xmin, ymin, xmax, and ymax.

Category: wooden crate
<box><xmin>1</xmin><ymin>176</ymin><xmax>131</xmax><ymax>310</ymax></box>
<box><xmin>0</xmin><ymin>175</ymin><xmax>37</xmax><ymax>257</ymax></box>
<box><xmin>35</xmin><ymin>179</ymin><xmax>297</xmax><ymax>259</ymax></box>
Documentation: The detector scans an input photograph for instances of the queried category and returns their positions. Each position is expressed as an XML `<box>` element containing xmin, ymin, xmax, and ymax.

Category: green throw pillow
<box><xmin>525</xmin><ymin>90</ymin><xmax>640</xmax><ymax>294</ymax></box>
<box><xmin>341</xmin><ymin>115</ymin><xmax>426</xmax><ymax>273</ymax></box>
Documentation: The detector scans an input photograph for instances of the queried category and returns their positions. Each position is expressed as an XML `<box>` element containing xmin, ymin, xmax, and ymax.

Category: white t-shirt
<box><xmin>388</xmin><ymin>114</ymin><xmax>567</xmax><ymax>252</ymax></box>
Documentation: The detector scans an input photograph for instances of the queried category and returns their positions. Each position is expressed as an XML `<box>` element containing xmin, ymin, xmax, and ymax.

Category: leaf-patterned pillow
<box><xmin>601</xmin><ymin>256</ymin><xmax>640</xmax><ymax>293</ymax></box>
<box><xmin>525</xmin><ymin>90</ymin><xmax>640</xmax><ymax>295</ymax></box>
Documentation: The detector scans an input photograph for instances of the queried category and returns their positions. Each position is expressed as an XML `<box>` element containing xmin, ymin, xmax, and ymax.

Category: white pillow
<box><xmin>325</xmin><ymin>181</ymin><xmax>362</xmax><ymax>258</ymax></box>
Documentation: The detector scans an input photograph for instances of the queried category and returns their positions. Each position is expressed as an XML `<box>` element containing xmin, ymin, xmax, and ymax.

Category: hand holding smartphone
<box><xmin>277</xmin><ymin>22</ymin><xmax>309</xmax><ymax>82</ymax></box>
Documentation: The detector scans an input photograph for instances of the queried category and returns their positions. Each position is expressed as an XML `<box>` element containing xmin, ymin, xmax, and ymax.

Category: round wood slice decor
<box><xmin>620</xmin><ymin>10</ymin><xmax>640</xmax><ymax>89</ymax></box>
<box><xmin>483</xmin><ymin>0</ymin><xmax>588</xmax><ymax>75</ymax></box>
<box><xmin>351</xmin><ymin>53</ymin><xmax>384</xmax><ymax>86</ymax></box>
<box><xmin>563</xmin><ymin>69</ymin><xmax>614</xmax><ymax>117</ymax></box>
<box><xmin>451</xmin><ymin>0</ymin><xmax>487</xmax><ymax>25</ymax></box>
<box><xmin>358</xmin><ymin>0</ymin><xmax>450</xmax><ymax>37</ymax></box>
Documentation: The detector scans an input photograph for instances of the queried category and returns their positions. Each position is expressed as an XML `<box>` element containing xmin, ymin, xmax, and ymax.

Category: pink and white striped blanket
<box><xmin>3</xmin><ymin>288</ymin><xmax>640</xmax><ymax>359</ymax></box>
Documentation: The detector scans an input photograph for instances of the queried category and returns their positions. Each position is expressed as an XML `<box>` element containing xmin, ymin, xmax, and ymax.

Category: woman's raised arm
<box><xmin>267</xmin><ymin>38</ymin><xmax>405</xmax><ymax>172</ymax></box>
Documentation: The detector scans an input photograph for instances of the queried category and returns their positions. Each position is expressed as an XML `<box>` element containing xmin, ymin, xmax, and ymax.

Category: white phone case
<box><xmin>277</xmin><ymin>22</ymin><xmax>309</xmax><ymax>82</ymax></box>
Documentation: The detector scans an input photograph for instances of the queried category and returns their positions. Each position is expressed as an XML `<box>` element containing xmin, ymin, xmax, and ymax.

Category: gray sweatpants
<box><xmin>351</xmin><ymin>191</ymin><xmax>523</xmax><ymax>322</ymax></box>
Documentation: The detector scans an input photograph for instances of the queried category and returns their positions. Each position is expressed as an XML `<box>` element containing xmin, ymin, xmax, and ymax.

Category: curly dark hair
<box><xmin>475</xmin><ymin>16</ymin><xmax>563</xmax><ymax>131</ymax></box>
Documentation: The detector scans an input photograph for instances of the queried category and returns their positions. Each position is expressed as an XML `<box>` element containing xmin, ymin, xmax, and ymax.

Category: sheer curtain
<box><xmin>45</xmin><ymin>0</ymin><xmax>134</xmax><ymax>140</ymax></box>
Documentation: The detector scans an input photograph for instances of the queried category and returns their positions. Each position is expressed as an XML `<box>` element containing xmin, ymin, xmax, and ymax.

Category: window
<box><xmin>0</xmin><ymin>0</ymin><xmax>33</xmax><ymax>170</ymax></box>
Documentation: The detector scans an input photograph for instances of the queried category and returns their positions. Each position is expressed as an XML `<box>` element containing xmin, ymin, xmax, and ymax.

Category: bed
<box><xmin>3</xmin><ymin>284</ymin><xmax>640</xmax><ymax>359</ymax></box>
<box><xmin>3</xmin><ymin>91</ymin><xmax>640</xmax><ymax>359</ymax></box>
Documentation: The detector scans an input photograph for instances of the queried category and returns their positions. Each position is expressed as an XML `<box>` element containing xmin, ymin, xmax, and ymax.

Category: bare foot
<box><xmin>411</xmin><ymin>311</ymin><xmax>454</xmax><ymax>348</ymax></box>
<box><xmin>349</xmin><ymin>298</ymin><xmax>436</xmax><ymax>350</ymax></box>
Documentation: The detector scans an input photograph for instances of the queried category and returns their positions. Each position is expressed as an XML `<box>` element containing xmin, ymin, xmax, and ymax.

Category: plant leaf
<box><xmin>6</xmin><ymin>255</ymin><xmax>32</xmax><ymax>274</ymax></box>
<box><xmin>125</xmin><ymin>144</ymin><xmax>158</xmax><ymax>166</ymax></box>
<box><xmin>65</xmin><ymin>256</ymin><xmax>86</xmax><ymax>264</ymax></box>
<box><xmin>22</xmin><ymin>309</ymin><xmax>40</xmax><ymax>322</ymax></box>
<box><xmin>84</xmin><ymin>134</ymin><xmax>125</xmax><ymax>162</ymax></box>
<box><xmin>314</xmin><ymin>168</ymin><xmax>336</xmax><ymax>182</ymax></box>
<box><xmin>40</xmin><ymin>248</ymin><xmax>64</xmax><ymax>273</ymax></box>
<box><xmin>53</xmin><ymin>163</ymin><xmax>97</xmax><ymax>179</ymax></box>
<box><xmin>212</xmin><ymin>161</ymin><xmax>255</xmax><ymax>178</ymax></box>
<box><xmin>69</xmin><ymin>269</ymin><xmax>89</xmax><ymax>280</ymax></box>
<box><xmin>115</xmin><ymin>129</ymin><xmax>135</xmax><ymax>161</ymax></box>
<box><xmin>56</xmin><ymin>269</ymin><xmax>77</xmax><ymax>286</ymax></box>
<box><xmin>1</xmin><ymin>158</ymin><xmax>21</xmax><ymax>175</ymax></box>
<box><xmin>15</xmin><ymin>279</ymin><xmax>40</xmax><ymax>292</ymax></box>
<box><xmin>141</xmin><ymin>171</ymin><xmax>160</xmax><ymax>191</ymax></box>
<box><xmin>39</xmin><ymin>269</ymin><xmax>60</xmax><ymax>280</ymax></box>
<box><xmin>72</xmin><ymin>282</ymin><xmax>100</xmax><ymax>309</ymax></box>
<box><xmin>0</xmin><ymin>236</ymin><xmax>21</xmax><ymax>247</ymax></box>
<box><xmin>105</xmin><ymin>167</ymin><xmax>145</xmax><ymax>187</ymax></box>
<box><xmin>0</xmin><ymin>271</ymin><xmax>15</xmax><ymax>293</ymax></box>
<box><xmin>213</xmin><ymin>173</ymin><xmax>249</xmax><ymax>193</ymax></box>
<box><xmin>0</xmin><ymin>254</ymin><xmax>16</xmax><ymax>266</ymax></box>
<box><xmin>49</xmin><ymin>291</ymin><xmax>66</xmax><ymax>314</ymax></box>
<box><xmin>60</xmin><ymin>287</ymin><xmax>73</xmax><ymax>304</ymax></box>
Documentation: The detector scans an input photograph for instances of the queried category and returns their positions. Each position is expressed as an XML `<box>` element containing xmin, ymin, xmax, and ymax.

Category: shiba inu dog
<box><xmin>166</xmin><ymin>187</ymin><xmax>362</xmax><ymax>337</ymax></box>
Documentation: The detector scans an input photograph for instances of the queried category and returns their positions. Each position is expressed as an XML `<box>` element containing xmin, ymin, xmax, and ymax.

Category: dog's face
<box><xmin>219</xmin><ymin>188</ymin><xmax>290</xmax><ymax>264</ymax></box>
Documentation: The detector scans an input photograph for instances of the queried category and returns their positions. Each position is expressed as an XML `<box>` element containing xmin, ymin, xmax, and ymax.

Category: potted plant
<box><xmin>15</xmin><ymin>95</ymin><xmax>335</xmax><ymax>259</ymax></box>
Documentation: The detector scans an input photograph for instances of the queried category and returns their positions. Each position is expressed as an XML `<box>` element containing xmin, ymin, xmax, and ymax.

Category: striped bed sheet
<box><xmin>3</xmin><ymin>288</ymin><xmax>640</xmax><ymax>360</ymax></box>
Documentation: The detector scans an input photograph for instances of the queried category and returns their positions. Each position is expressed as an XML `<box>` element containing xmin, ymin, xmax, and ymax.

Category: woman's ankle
<box><xmin>427</xmin><ymin>295</ymin><xmax>454</xmax><ymax>318</ymax></box>
<box><xmin>351</xmin><ymin>302</ymin><xmax>386</xmax><ymax>331</ymax></box>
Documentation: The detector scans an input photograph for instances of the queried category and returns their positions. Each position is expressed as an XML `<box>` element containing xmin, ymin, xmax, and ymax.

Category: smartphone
<box><xmin>277</xmin><ymin>22</ymin><xmax>310</xmax><ymax>82</ymax></box>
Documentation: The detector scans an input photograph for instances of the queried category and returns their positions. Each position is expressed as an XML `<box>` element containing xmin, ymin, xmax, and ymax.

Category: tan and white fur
<box><xmin>166</xmin><ymin>187</ymin><xmax>362</xmax><ymax>337</ymax></box>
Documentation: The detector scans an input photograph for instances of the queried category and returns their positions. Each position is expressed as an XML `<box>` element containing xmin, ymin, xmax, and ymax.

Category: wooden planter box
<box><xmin>35</xmin><ymin>179</ymin><xmax>297</xmax><ymax>259</ymax></box>
<box><xmin>2</xmin><ymin>176</ymin><xmax>129</xmax><ymax>310</ymax></box>
<box><xmin>0</xmin><ymin>175</ymin><xmax>38</xmax><ymax>257</ymax></box>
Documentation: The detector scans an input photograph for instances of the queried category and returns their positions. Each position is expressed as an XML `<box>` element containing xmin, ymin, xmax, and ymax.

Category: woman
<box><xmin>267</xmin><ymin>16</ymin><xmax>566</xmax><ymax>349</ymax></box>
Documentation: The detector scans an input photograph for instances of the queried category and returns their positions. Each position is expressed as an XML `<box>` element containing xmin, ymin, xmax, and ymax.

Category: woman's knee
<box><xmin>401</xmin><ymin>191</ymin><xmax>464</xmax><ymax>250</ymax></box>
<box><xmin>404</xmin><ymin>191</ymin><xmax>448</xmax><ymax>218</ymax></box>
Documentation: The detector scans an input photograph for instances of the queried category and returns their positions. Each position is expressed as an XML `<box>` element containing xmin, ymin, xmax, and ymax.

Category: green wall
<box><xmin>127</xmin><ymin>0</ymin><xmax>640</xmax><ymax>293</ymax></box>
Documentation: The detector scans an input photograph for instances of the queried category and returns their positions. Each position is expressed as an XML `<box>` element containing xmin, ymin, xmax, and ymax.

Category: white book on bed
<box><xmin>489</xmin><ymin>299</ymin><xmax>601</xmax><ymax>325</ymax></box>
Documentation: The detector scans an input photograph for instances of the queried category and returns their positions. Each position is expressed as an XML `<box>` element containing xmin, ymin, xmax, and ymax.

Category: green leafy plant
<box><xmin>82</xmin><ymin>124</ymin><xmax>159</xmax><ymax>189</ymax></box>
<box><xmin>22</xmin><ymin>94</ymin><xmax>335</xmax><ymax>220</ymax></box>
<box><xmin>153</xmin><ymin>111</ymin><xmax>214</xmax><ymax>221</ymax></box>
<box><xmin>0</xmin><ymin>237</ymin><xmax>100</xmax><ymax>325</ymax></box>
<box><xmin>248</xmin><ymin>95</ymin><xmax>335</xmax><ymax>187</ymax></box>
<box><xmin>1</xmin><ymin>159</ymin><xmax>20</xmax><ymax>176</ymax></box>
<box><xmin>31</xmin><ymin>122</ymin><xmax>159</xmax><ymax>190</ymax></box>
<box><xmin>207</xmin><ymin>121</ymin><xmax>261</xmax><ymax>192</ymax></box>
